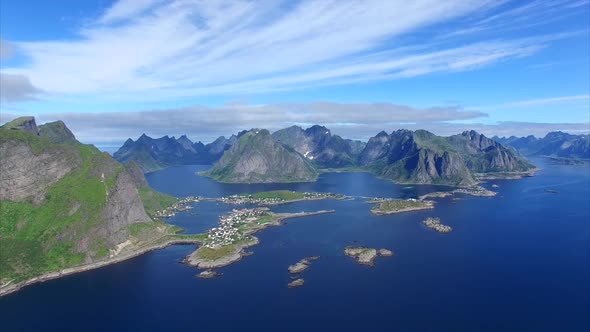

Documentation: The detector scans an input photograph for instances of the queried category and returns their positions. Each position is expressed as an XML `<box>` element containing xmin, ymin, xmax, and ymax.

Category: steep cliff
<box><xmin>448</xmin><ymin>130</ymin><xmax>534</xmax><ymax>173</ymax></box>
<box><xmin>359</xmin><ymin>130</ymin><xmax>475</xmax><ymax>186</ymax></box>
<box><xmin>0</xmin><ymin>117</ymin><xmax>174</xmax><ymax>283</ymax></box>
<box><xmin>206</xmin><ymin>129</ymin><xmax>318</xmax><ymax>183</ymax></box>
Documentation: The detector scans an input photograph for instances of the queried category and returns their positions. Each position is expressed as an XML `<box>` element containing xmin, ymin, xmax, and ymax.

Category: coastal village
<box><xmin>217</xmin><ymin>191</ymin><xmax>344</xmax><ymax>205</ymax></box>
<box><xmin>153</xmin><ymin>196</ymin><xmax>201</xmax><ymax>219</ymax></box>
<box><xmin>204</xmin><ymin>207</ymin><xmax>270</xmax><ymax>249</ymax></box>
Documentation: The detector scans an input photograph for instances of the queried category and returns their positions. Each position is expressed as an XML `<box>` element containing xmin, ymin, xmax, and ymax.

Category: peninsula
<box><xmin>185</xmin><ymin>208</ymin><xmax>334</xmax><ymax>269</ymax></box>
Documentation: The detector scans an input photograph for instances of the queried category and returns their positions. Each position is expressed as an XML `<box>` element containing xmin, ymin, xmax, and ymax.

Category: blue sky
<box><xmin>0</xmin><ymin>0</ymin><xmax>589</xmax><ymax>146</ymax></box>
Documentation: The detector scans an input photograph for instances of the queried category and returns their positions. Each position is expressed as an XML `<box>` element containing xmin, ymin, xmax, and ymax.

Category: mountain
<box><xmin>0</xmin><ymin>117</ymin><xmax>177</xmax><ymax>285</ymax></box>
<box><xmin>205</xmin><ymin>129</ymin><xmax>318</xmax><ymax>183</ymax></box>
<box><xmin>204</xmin><ymin>134</ymin><xmax>239</xmax><ymax>160</ymax></box>
<box><xmin>448</xmin><ymin>130</ymin><xmax>534</xmax><ymax>173</ymax></box>
<box><xmin>272</xmin><ymin>125</ymin><xmax>365</xmax><ymax>168</ymax></box>
<box><xmin>495</xmin><ymin>131</ymin><xmax>590</xmax><ymax>159</ymax></box>
<box><xmin>113</xmin><ymin>134</ymin><xmax>217</xmax><ymax>172</ymax></box>
<box><xmin>359</xmin><ymin>129</ymin><xmax>476</xmax><ymax>186</ymax></box>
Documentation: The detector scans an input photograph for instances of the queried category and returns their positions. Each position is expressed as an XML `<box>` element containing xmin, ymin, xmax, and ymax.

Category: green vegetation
<box><xmin>0</xmin><ymin>116</ymin><xmax>35</xmax><ymax>130</ymax></box>
<box><xmin>0</xmin><ymin>146</ymin><xmax>113</xmax><ymax>281</ymax></box>
<box><xmin>370</xmin><ymin>199</ymin><xmax>433</xmax><ymax>215</ymax></box>
<box><xmin>0</xmin><ymin>127</ymin><xmax>174</xmax><ymax>284</ymax></box>
<box><xmin>195</xmin><ymin>244</ymin><xmax>237</xmax><ymax>261</ymax></box>
<box><xmin>251</xmin><ymin>190</ymin><xmax>306</xmax><ymax>200</ymax></box>
<box><xmin>138</xmin><ymin>187</ymin><xmax>177</xmax><ymax>216</ymax></box>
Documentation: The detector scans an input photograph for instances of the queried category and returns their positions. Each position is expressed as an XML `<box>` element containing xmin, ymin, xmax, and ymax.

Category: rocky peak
<box><xmin>38</xmin><ymin>120</ymin><xmax>77</xmax><ymax>144</ymax></box>
<box><xmin>1</xmin><ymin>116</ymin><xmax>39</xmax><ymax>135</ymax></box>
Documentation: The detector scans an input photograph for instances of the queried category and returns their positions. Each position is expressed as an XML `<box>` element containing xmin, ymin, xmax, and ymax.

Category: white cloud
<box><xmin>0</xmin><ymin>74</ymin><xmax>43</xmax><ymax>102</ymax></box>
<box><xmin>2</xmin><ymin>0</ymin><xmax>582</xmax><ymax>102</ymax></box>
<box><xmin>483</xmin><ymin>94</ymin><xmax>590</xmax><ymax>109</ymax></box>
<box><xmin>99</xmin><ymin>0</ymin><xmax>161</xmax><ymax>24</ymax></box>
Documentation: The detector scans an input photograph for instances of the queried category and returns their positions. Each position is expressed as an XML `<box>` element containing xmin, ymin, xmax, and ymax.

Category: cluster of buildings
<box><xmin>204</xmin><ymin>208</ymin><xmax>270</xmax><ymax>249</ymax></box>
<box><xmin>218</xmin><ymin>192</ymin><xmax>338</xmax><ymax>205</ymax></box>
<box><xmin>153</xmin><ymin>196</ymin><xmax>201</xmax><ymax>219</ymax></box>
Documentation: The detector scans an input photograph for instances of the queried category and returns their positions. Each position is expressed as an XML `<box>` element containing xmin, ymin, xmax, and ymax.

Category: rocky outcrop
<box><xmin>0</xmin><ymin>138</ymin><xmax>80</xmax><ymax>204</ymax></box>
<box><xmin>1</xmin><ymin>116</ymin><xmax>39</xmax><ymax>135</ymax></box>
<box><xmin>206</xmin><ymin>129</ymin><xmax>318</xmax><ymax>183</ymax></box>
<box><xmin>344</xmin><ymin>246</ymin><xmax>393</xmax><ymax>266</ymax></box>
<box><xmin>38</xmin><ymin>121</ymin><xmax>77</xmax><ymax>144</ymax></box>
<box><xmin>0</xmin><ymin>118</ymin><xmax>168</xmax><ymax>284</ymax></box>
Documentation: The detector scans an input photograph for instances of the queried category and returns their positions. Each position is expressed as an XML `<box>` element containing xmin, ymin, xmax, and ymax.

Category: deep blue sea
<box><xmin>1</xmin><ymin>158</ymin><xmax>589</xmax><ymax>332</ymax></box>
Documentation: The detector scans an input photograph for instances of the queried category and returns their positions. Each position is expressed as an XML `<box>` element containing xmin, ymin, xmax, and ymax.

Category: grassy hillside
<box><xmin>0</xmin><ymin>127</ymin><xmax>176</xmax><ymax>284</ymax></box>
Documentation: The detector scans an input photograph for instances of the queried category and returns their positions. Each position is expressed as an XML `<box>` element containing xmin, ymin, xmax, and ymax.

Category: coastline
<box><xmin>185</xmin><ymin>210</ymin><xmax>335</xmax><ymax>269</ymax></box>
<box><xmin>0</xmin><ymin>236</ymin><xmax>203</xmax><ymax>298</ymax></box>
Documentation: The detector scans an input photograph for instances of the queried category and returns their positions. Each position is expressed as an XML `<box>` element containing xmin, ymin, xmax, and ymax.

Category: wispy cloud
<box><xmin>1</xmin><ymin>0</ymin><xmax>584</xmax><ymax>102</ymax></box>
<box><xmin>481</xmin><ymin>94</ymin><xmax>590</xmax><ymax>109</ymax></box>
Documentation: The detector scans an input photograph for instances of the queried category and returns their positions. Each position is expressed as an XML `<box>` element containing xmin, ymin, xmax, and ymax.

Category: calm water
<box><xmin>1</xmin><ymin>159</ymin><xmax>589</xmax><ymax>331</ymax></box>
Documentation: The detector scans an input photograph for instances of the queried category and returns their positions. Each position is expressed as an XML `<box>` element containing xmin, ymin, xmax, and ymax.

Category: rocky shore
<box><xmin>288</xmin><ymin>278</ymin><xmax>305</xmax><ymax>288</ymax></box>
<box><xmin>185</xmin><ymin>236</ymin><xmax>259</xmax><ymax>269</ymax></box>
<box><xmin>344</xmin><ymin>246</ymin><xmax>394</xmax><ymax>266</ymax></box>
<box><xmin>197</xmin><ymin>270</ymin><xmax>222</xmax><ymax>279</ymax></box>
<box><xmin>288</xmin><ymin>256</ymin><xmax>320</xmax><ymax>274</ymax></box>
<box><xmin>422</xmin><ymin>217</ymin><xmax>452</xmax><ymax>233</ymax></box>
<box><xmin>185</xmin><ymin>210</ymin><xmax>334</xmax><ymax>270</ymax></box>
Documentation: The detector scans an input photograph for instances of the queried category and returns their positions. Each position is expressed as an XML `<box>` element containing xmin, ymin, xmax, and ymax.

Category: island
<box><xmin>197</xmin><ymin>270</ymin><xmax>222</xmax><ymax>279</ymax></box>
<box><xmin>288</xmin><ymin>278</ymin><xmax>305</xmax><ymax>288</ymax></box>
<box><xmin>288</xmin><ymin>256</ymin><xmax>320</xmax><ymax>274</ymax></box>
<box><xmin>344</xmin><ymin>246</ymin><xmax>394</xmax><ymax>266</ymax></box>
<box><xmin>369</xmin><ymin>198</ymin><xmax>434</xmax><ymax>215</ymax></box>
<box><xmin>218</xmin><ymin>190</ymin><xmax>346</xmax><ymax>206</ymax></box>
<box><xmin>422</xmin><ymin>217</ymin><xmax>452</xmax><ymax>233</ymax></box>
<box><xmin>419</xmin><ymin>185</ymin><xmax>497</xmax><ymax>200</ymax></box>
<box><xmin>185</xmin><ymin>208</ymin><xmax>334</xmax><ymax>269</ymax></box>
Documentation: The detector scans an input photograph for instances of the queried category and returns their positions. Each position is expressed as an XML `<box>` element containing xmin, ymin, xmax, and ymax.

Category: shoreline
<box><xmin>0</xmin><ymin>236</ymin><xmax>202</xmax><ymax>298</ymax></box>
<box><xmin>185</xmin><ymin>210</ymin><xmax>335</xmax><ymax>269</ymax></box>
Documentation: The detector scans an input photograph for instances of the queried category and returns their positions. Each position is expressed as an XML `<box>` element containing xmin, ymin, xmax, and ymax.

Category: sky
<box><xmin>0</xmin><ymin>0</ymin><xmax>589</xmax><ymax>148</ymax></box>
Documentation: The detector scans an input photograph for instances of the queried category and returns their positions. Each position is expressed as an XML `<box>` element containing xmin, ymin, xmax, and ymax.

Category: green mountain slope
<box><xmin>0</xmin><ymin>117</ymin><xmax>177</xmax><ymax>285</ymax></box>
<box><xmin>205</xmin><ymin>129</ymin><xmax>318</xmax><ymax>183</ymax></box>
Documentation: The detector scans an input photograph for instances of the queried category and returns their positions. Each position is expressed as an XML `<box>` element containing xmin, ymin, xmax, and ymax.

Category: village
<box><xmin>153</xmin><ymin>196</ymin><xmax>202</xmax><ymax>219</ymax></box>
<box><xmin>204</xmin><ymin>207</ymin><xmax>271</xmax><ymax>249</ymax></box>
<box><xmin>217</xmin><ymin>191</ymin><xmax>343</xmax><ymax>205</ymax></box>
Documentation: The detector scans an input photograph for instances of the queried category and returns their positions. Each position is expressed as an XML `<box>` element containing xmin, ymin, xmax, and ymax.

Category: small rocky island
<box><xmin>369</xmin><ymin>198</ymin><xmax>434</xmax><ymax>215</ymax></box>
<box><xmin>218</xmin><ymin>190</ymin><xmax>345</xmax><ymax>206</ymax></box>
<box><xmin>344</xmin><ymin>246</ymin><xmax>394</xmax><ymax>266</ymax></box>
<box><xmin>185</xmin><ymin>208</ymin><xmax>334</xmax><ymax>269</ymax></box>
<box><xmin>197</xmin><ymin>270</ymin><xmax>222</xmax><ymax>279</ymax></box>
<box><xmin>422</xmin><ymin>217</ymin><xmax>452</xmax><ymax>233</ymax></box>
<box><xmin>288</xmin><ymin>279</ymin><xmax>305</xmax><ymax>288</ymax></box>
<box><xmin>288</xmin><ymin>256</ymin><xmax>320</xmax><ymax>274</ymax></box>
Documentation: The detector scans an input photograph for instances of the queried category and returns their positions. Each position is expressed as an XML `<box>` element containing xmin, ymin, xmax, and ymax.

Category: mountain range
<box><xmin>494</xmin><ymin>131</ymin><xmax>590</xmax><ymax>160</ymax></box>
<box><xmin>115</xmin><ymin>125</ymin><xmax>536</xmax><ymax>186</ymax></box>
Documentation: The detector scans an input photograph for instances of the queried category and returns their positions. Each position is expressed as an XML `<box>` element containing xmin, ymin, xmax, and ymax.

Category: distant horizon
<box><xmin>2</xmin><ymin>114</ymin><xmax>587</xmax><ymax>153</ymax></box>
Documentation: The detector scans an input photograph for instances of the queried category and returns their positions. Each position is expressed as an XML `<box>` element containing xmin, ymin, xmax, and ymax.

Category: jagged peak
<box><xmin>1</xmin><ymin>116</ymin><xmax>39</xmax><ymax>135</ymax></box>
